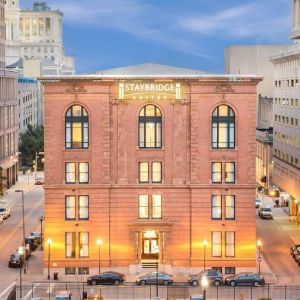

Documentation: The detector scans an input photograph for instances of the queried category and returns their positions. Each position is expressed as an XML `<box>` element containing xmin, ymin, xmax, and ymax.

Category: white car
<box><xmin>0</xmin><ymin>206</ymin><xmax>11</xmax><ymax>219</ymax></box>
<box><xmin>255</xmin><ymin>199</ymin><xmax>262</xmax><ymax>208</ymax></box>
<box><xmin>0</xmin><ymin>215</ymin><xmax>4</xmax><ymax>224</ymax></box>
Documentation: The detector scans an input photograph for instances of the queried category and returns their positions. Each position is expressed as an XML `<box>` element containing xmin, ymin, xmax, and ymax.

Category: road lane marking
<box><xmin>23</xmin><ymin>283</ymin><xmax>41</xmax><ymax>300</ymax></box>
<box><xmin>0</xmin><ymin>280</ymin><xmax>17</xmax><ymax>299</ymax></box>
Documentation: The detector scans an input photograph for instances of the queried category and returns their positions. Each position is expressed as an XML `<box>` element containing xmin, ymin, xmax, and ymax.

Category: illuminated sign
<box><xmin>119</xmin><ymin>81</ymin><xmax>181</xmax><ymax>100</ymax></box>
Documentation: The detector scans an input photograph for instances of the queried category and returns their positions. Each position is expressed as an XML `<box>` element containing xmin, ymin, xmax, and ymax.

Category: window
<box><xmin>65</xmin><ymin>196</ymin><xmax>76</xmax><ymax>220</ymax></box>
<box><xmin>139</xmin><ymin>162</ymin><xmax>149</xmax><ymax>183</ymax></box>
<box><xmin>79</xmin><ymin>232</ymin><xmax>89</xmax><ymax>257</ymax></box>
<box><xmin>65</xmin><ymin>105</ymin><xmax>89</xmax><ymax>149</ymax></box>
<box><xmin>65</xmin><ymin>267</ymin><xmax>76</xmax><ymax>275</ymax></box>
<box><xmin>138</xmin><ymin>195</ymin><xmax>149</xmax><ymax>219</ymax></box>
<box><xmin>79</xmin><ymin>162</ymin><xmax>89</xmax><ymax>183</ymax></box>
<box><xmin>225</xmin><ymin>232</ymin><xmax>235</xmax><ymax>257</ymax></box>
<box><xmin>212</xmin><ymin>105</ymin><xmax>235</xmax><ymax>148</ymax></box>
<box><xmin>78</xmin><ymin>267</ymin><xmax>89</xmax><ymax>275</ymax></box>
<box><xmin>152</xmin><ymin>195</ymin><xmax>162</xmax><ymax>219</ymax></box>
<box><xmin>152</xmin><ymin>162</ymin><xmax>162</xmax><ymax>183</ymax></box>
<box><xmin>65</xmin><ymin>162</ymin><xmax>75</xmax><ymax>183</ymax></box>
<box><xmin>79</xmin><ymin>196</ymin><xmax>89</xmax><ymax>220</ymax></box>
<box><xmin>225</xmin><ymin>162</ymin><xmax>235</xmax><ymax>183</ymax></box>
<box><xmin>225</xmin><ymin>267</ymin><xmax>236</xmax><ymax>275</ymax></box>
<box><xmin>212</xmin><ymin>232</ymin><xmax>222</xmax><ymax>257</ymax></box>
<box><xmin>225</xmin><ymin>196</ymin><xmax>235</xmax><ymax>220</ymax></box>
<box><xmin>65</xmin><ymin>232</ymin><xmax>76</xmax><ymax>258</ymax></box>
<box><xmin>139</xmin><ymin>105</ymin><xmax>162</xmax><ymax>148</ymax></box>
<box><xmin>211</xmin><ymin>195</ymin><xmax>222</xmax><ymax>219</ymax></box>
<box><xmin>212</xmin><ymin>162</ymin><xmax>222</xmax><ymax>183</ymax></box>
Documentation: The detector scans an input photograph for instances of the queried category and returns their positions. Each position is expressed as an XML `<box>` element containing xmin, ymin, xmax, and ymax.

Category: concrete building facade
<box><xmin>41</xmin><ymin>64</ymin><xmax>261</xmax><ymax>278</ymax></box>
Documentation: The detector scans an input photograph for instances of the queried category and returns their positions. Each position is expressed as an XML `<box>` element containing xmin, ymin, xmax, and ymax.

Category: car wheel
<box><xmin>140</xmin><ymin>280</ymin><xmax>146</xmax><ymax>286</ymax></box>
<box><xmin>192</xmin><ymin>280</ymin><xmax>198</xmax><ymax>286</ymax></box>
<box><xmin>163</xmin><ymin>280</ymin><xmax>169</xmax><ymax>286</ymax></box>
<box><xmin>230</xmin><ymin>281</ymin><xmax>236</xmax><ymax>287</ymax></box>
<box><xmin>114</xmin><ymin>280</ymin><xmax>120</xmax><ymax>285</ymax></box>
<box><xmin>214</xmin><ymin>280</ymin><xmax>221</xmax><ymax>287</ymax></box>
<box><xmin>92</xmin><ymin>280</ymin><xmax>97</xmax><ymax>286</ymax></box>
<box><xmin>253</xmin><ymin>281</ymin><xmax>260</xmax><ymax>287</ymax></box>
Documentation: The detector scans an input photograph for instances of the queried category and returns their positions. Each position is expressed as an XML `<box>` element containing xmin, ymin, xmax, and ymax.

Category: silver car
<box><xmin>0</xmin><ymin>206</ymin><xmax>11</xmax><ymax>219</ymax></box>
<box><xmin>137</xmin><ymin>272</ymin><xmax>174</xmax><ymax>286</ymax></box>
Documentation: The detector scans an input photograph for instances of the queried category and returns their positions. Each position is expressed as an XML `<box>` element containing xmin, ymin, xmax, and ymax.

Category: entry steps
<box><xmin>142</xmin><ymin>261</ymin><xmax>159</xmax><ymax>269</ymax></box>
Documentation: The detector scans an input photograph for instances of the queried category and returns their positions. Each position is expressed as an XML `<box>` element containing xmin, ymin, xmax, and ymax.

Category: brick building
<box><xmin>41</xmin><ymin>63</ymin><xmax>261</xmax><ymax>277</ymax></box>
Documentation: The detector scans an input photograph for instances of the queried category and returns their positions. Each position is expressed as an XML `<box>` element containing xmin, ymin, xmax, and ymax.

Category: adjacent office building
<box><xmin>0</xmin><ymin>0</ymin><xmax>18</xmax><ymax>194</ymax></box>
<box><xmin>41</xmin><ymin>63</ymin><xmax>261</xmax><ymax>277</ymax></box>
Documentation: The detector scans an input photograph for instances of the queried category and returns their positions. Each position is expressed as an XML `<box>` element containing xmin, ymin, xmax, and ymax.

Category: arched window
<box><xmin>65</xmin><ymin>105</ymin><xmax>89</xmax><ymax>149</ymax></box>
<box><xmin>212</xmin><ymin>105</ymin><xmax>235</xmax><ymax>149</ymax></box>
<box><xmin>139</xmin><ymin>105</ymin><xmax>162</xmax><ymax>148</ymax></box>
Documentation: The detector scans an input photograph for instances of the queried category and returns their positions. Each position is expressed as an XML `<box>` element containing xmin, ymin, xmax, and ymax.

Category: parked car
<box><xmin>87</xmin><ymin>296</ymin><xmax>102</xmax><ymax>300</ymax></box>
<box><xmin>0</xmin><ymin>206</ymin><xmax>11</xmax><ymax>219</ymax></box>
<box><xmin>25</xmin><ymin>236</ymin><xmax>39</xmax><ymax>251</ymax></box>
<box><xmin>290</xmin><ymin>244</ymin><xmax>300</xmax><ymax>256</ymax></box>
<box><xmin>8</xmin><ymin>252</ymin><xmax>24</xmax><ymax>268</ymax></box>
<box><xmin>87</xmin><ymin>272</ymin><xmax>126</xmax><ymax>286</ymax></box>
<box><xmin>255</xmin><ymin>199</ymin><xmax>262</xmax><ymax>208</ymax></box>
<box><xmin>137</xmin><ymin>272</ymin><xmax>174</xmax><ymax>286</ymax></box>
<box><xmin>190</xmin><ymin>296</ymin><xmax>205</xmax><ymax>300</ymax></box>
<box><xmin>35</xmin><ymin>177</ymin><xmax>44</xmax><ymax>185</ymax></box>
<box><xmin>294</xmin><ymin>252</ymin><xmax>300</xmax><ymax>265</ymax></box>
<box><xmin>55</xmin><ymin>291</ymin><xmax>72</xmax><ymax>300</ymax></box>
<box><xmin>189</xmin><ymin>269</ymin><xmax>223</xmax><ymax>287</ymax></box>
<box><xmin>258</xmin><ymin>206</ymin><xmax>273</xmax><ymax>219</ymax></box>
<box><xmin>17</xmin><ymin>246</ymin><xmax>31</xmax><ymax>260</ymax></box>
<box><xmin>30</xmin><ymin>232</ymin><xmax>43</xmax><ymax>244</ymax></box>
<box><xmin>225</xmin><ymin>273</ymin><xmax>265</xmax><ymax>286</ymax></box>
<box><xmin>293</xmin><ymin>248</ymin><xmax>300</xmax><ymax>260</ymax></box>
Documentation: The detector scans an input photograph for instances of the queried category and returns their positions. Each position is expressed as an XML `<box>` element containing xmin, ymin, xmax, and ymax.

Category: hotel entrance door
<box><xmin>142</xmin><ymin>231</ymin><xmax>159</xmax><ymax>260</ymax></box>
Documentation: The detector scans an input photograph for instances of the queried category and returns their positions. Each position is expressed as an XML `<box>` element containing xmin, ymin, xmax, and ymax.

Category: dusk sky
<box><xmin>21</xmin><ymin>0</ymin><xmax>292</xmax><ymax>74</ymax></box>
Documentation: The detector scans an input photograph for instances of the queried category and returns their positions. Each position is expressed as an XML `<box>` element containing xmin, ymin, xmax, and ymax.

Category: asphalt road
<box><xmin>0</xmin><ymin>185</ymin><xmax>44</xmax><ymax>293</ymax></box>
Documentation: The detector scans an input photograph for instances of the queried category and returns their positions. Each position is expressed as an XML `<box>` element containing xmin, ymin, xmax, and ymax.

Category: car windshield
<box><xmin>262</xmin><ymin>208</ymin><xmax>271</xmax><ymax>211</ymax></box>
<box><xmin>10</xmin><ymin>254</ymin><xmax>19</xmax><ymax>259</ymax></box>
<box><xmin>0</xmin><ymin>208</ymin><xmax>5</xmax><ymax>212</ymax></box>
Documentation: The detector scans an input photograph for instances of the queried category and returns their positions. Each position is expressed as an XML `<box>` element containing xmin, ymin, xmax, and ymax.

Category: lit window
<box><xmin>79</xmin><ymin>232</ymin><xmax>89</xmax><ymax>257</ymax></box>
<box><xmin>212</xmin><ymin>105</ymin><xmax>235</xmax><ymax>148</ymax></box>
<box><xmin>152</xmin><ymin>162</ymin><xmax>162</xmax><ymax>183</ymax></box>
<box><xmin>79</xmin><ymin>162</ymin><xmax>89</xmax><ymax>183</ymax></box>
<box><xmin>65</xmin><ymin>232</ymin><xmax>76</xmax><ymax>258</ymax></box>
<box><xmin>152</xmin><ymin>195</ymin><xmax>162</xmax><ymax>219</ymax></box>
<box><xmin>139</xmin><ymin>162</ymin><xmax>149</xmax><ymax>183</ymax></box>
<box><xmin>225</xmin><ymin>196</ymin><xmax>235</xmax><ymax>219</ymax></box>
<box><xmin>65</xmin><ymin>162</ymin><xmax>75</xmax><ymax>183</ymax></box>
<box><xmin>139</xmin><ymin>195</ymin><xmax>149</xmax><ymax>219</ymax></box>
<box><xmin>211</xmin><ymin>195</ymin><xmax>222</xmax><ymax>219</ymax></box>
<box><xmin>139</xmin><ymin>105</ymin><xmax>162</xmax><ymax>148</ymax></box>
<box><xmin>225</xmin><ymin>232</ymin><xmax>235</xmax><ymax>257</ymax></box>
<box><xmin>79</xmin><ymin>196</ymin><xmax>89</xmax><ymax>220</ymax></box>
<box><xmin>225</xmin><ymin>162</ymin><xmax>235</xmax><ymax>183</ymax></box>
<box><xmin>212</xmin><ymin>162</ymin><xmax>222</xmax><ymax>183</ymax></box>
<box><xmin>212</xmin><ymin>232</ymin><xmax>222</xmax><ymax>257</ymax></box>
<box><xmin>65</xmin><ymin>196</ymin><xmax>75</xmax><ymax>220</ymax></box>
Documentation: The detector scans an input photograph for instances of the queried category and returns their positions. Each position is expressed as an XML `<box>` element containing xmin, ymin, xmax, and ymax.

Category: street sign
<box><xmin>257</xmin><ymin>256</ymin><xmax>262</xmax><ymax>262</ymax></box>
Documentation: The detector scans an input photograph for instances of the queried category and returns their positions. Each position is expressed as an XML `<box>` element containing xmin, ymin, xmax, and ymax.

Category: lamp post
<box><xmin>47</xmin><ymin>238</ymin><xmax>52</xmax><ymax>280</ymax></box>
<box><xmin>15</xmin><ymin>189</ymin><xmax>26</xmax><ymax>274</ymax></box>
<box><xmin>201</xmin><ymin>275</ymin><xmax>208</xmax><ymax>300</ymax></box>
<box><xmin>18</xmin><ymin>247</ymin><xmax>23</xmax><ymax>298</ymax></box>
<box><xmin>40</xmin><ymin>216</ymin><xmax>44</xmax><ymax>250</ymax></box>
<box><xmin>153</xmin><ymin>244</ymin><xmax>159</xmax><ymax>300</ymax></box>
<box><xmin>203</xmin><ymin>239</ymin><xmax>208</xmax><ymax>270</ymax></box>
<box><xmin>96</xmin><ymin>239</ymin><xmax>102</xmax><ymax>274</ymax></box>
<box><xmin>257</xmin><ymin>239</ymin><xmax>262</xmax><ymax>275</ymax></box>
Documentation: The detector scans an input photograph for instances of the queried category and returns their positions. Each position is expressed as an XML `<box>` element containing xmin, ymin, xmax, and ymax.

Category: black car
<box><xmin>25</xmin><ymin>236</ymin><xmax>39</xmax><ymax>251</ymax></box>
<box><xmin>189</xmin><ymin>269</ymin><xmax>223</xmax><ymax>286</ymax></box>
<box><xmin>87</xmin><ymin>272</ymin><xmax>126</xmax><ymax>285</ymax></box>
<box><xmin>225</xmin><ymin>273</ymin><xmax>265</xmax><ymax>286</ymax></box>
<box><xmin>9</xmin><ymin>252</ymin><xmax>24</xmax><ymax>268</ymax></box>
<box><xmin>30</xmin><ymin>232</ymin><xmax>43</xmax><ymax>245</ymax></box>
<box><xmin>291</xmin><ymin>244</ymin><xmax>300</xmax><ymax>256</ymax></box>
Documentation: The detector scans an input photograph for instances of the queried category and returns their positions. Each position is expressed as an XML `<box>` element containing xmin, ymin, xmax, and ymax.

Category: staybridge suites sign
<box><xmin>118</xmin><ymin>81</ymin><xmax>181</xmax><ymax>100</ymax></box>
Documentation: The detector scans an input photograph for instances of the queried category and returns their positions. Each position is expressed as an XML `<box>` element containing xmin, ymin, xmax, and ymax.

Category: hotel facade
<box><xmin>42</xmin><ymin>64</ymin><xmax>261</xmax><ymax>277</ymax></box>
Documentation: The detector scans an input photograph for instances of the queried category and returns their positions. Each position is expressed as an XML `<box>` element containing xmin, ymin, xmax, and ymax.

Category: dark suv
<box><xmin>189</xmin><ymin>269</ymin><xmax>223</xmax><ymax>287</ymax></box>
<box><xmin>25</xmin><ymin>236</ymin><xmax>39</xmax><ymax>251</ymax></box>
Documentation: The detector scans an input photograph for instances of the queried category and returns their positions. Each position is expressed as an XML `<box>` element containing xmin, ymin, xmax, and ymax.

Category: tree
<box><xmin>19</xmin><ymin>125</ymin><xmax>44</xmax><ymax>167</ymax></box>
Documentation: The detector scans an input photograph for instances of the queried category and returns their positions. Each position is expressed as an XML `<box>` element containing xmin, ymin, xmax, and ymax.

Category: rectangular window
<box><xmin>79</xmin><ymin>232</ymin><xmax>89</xmax><ymax>257</ymax></box>
<box><xmin>139</xmin><ymin>162</ymin><xmax>149</xmax><ymax>183</ymax></box>
<box><xmin>138</xmin><ymin>195</ymin><xmax>149</xmax><ymax>219</ymax></box>
<box><xmin>79</xmin><ymin>196</ymin><xmax>89</xmax><ymax>220</ymax></box>
<box><xmin>211</xmin><ymin>195</ymin><xmax>222</xmax><ymax>219</ymax></box>
<box><xmin>225</xmin><ymin>162</ymin><xmax>235</xmax><ymax>183</ymax></box>
<box><xmin>65</xmin><ymin>267</ymin><xmax>76</xmax><ymax>275</ymax></box>
<box><xmin>225</xmin><ymin>196</ymin><xmax>235</xmax><ymax>220</ymax></box>
<box><xmin>225</xmin><ymin>267</ymin><xmax>236</xmax><ymax>275</ymax></box>
<box><xmin>65</xmin><ymin>232</ymin><xmax>76</xmax><ymax>258</ymax></box>
<box><xmin>225</xmin><ymin>232</ymin><xmax>235</xmax><ymax>257</ymax></box>
<box><xmin>78</xmin><ymin>267</ymin><xmax>89</xmax><ymax>275</ymax></box>
<box><xmin>46</xmin><ymin>17</ymin><xmax>51</xmax><ymax>35</ymax></box>
<box><xmin>65</xmin><ymin>196</ymin><xmax>76</xmax><ymax>220</ymax></box>
<box><xmin>152</xmin><ymin>162</ymin><xmax>162</xmax><ymax>183</ymax></box>
<box><xmin>212</xmin><ymin>232</ymin><xmax>222</xmax><ymax>257</ymax></box>
<box><xmin>65</xmin><ymin>162</ymin><xmax>76</xmax><ymax>183</ymax></box>
<box><xmin>212</xmin><ymin>162</ymin><xmax>222</xmax><ymax>183</ymax></box>
<box><xmin>79</xmin><ymin>162</ymin><xmax>89</xmax><ymax>183</ymax></box>
<box><xmin>152</xmin><ymin>195</ymin><xmax>162</xmax><ymax>219</ymax></box>
<box><xmin>39</xmin><ymin>18</ymin><xmax>45</xmax><ymax>35</ymax></box>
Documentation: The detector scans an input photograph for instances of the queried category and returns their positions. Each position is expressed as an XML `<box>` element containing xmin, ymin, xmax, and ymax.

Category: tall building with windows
<box><xmin>42</xmin><ymin>63</ymin><xmax>261</xmax><ymax>277</ymax></box>
<box><xmin>271</xmin><ymin>0</ymin><xmax>300</xmax><ymax>214</ymax></box>
<box><xmin>0</xmin><ymin>0</ymin><xmax>18</xmax><ymax>195</ymax></box>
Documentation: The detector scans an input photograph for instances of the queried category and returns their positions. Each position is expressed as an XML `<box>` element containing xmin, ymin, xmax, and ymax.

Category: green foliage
<box><xmin>19</xmin><ymin>125</ymin><xmax>44</xmax><ymax>167</ymax></box>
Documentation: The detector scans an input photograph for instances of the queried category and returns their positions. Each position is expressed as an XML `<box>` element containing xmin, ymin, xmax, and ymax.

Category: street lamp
<box><xmin>201</xmin><ymin>275</ymin><xmax>208</xmax><ymax>300</ymax></box>
<box><xmin>47</xmin><ymin>238</ymin><xmax>52</xmax><ymax>280</ymax></box>
<box><xmin>257</xmin><ymin>239</ymin><xmax>262</xmax><ymax>275</ymax></box>
<box><xmin>40</xmin><ymin>216</ymin><xmax>44</xmax><ymax>250</ymax></box>
<box><xmin>18</xmin><ymin>247</ymin><xmax>24</xmax><ymax>298</ymax></box>
<box><xmin>15</xmin><ymin>189</ymin><xmax>26</xmax><ymax>274</ymax></box>
<box><xmin>96</xmin><ymin>239</ymin><xmax>102</xmax><ymax>274</ymax></box>
<box><xmin>153</xmin><ymin>245</ymin><xmax>159</xmax><ymax>300</ymax></box>
<box><xmin>203</xmin><ymin>239</ymin><xmax>208</xmax><ymax>270</ymax></box>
